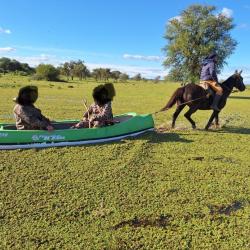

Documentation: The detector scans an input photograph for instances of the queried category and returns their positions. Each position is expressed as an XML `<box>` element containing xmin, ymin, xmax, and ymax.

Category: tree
<box><xmin>111</xmin><ymin>70</ymin><xmax>122</xmax><ymax>82</ymax></box>
<box><xmin>36</xmin><ymin>64</ymin><xmax>60</xmax><ymax>81</ymax></box>
<box><xmin>132</xmin><ymin>73</ymin><xmax>142</xmax><ymax>81</ymax></box>
<box><xmin>72</xmin><ymin>60</ymin><xmax>89</xmax><ymax>80</ymax></box>
<box><xmin>0</xmin><ymin>57</ymin><xmax>12</xmax><ymax>73</ymax></box>
<box><xmin>163</xmin><ymin>4</ymin><xmax>237</xmax><ymax>82</ymax></box>
<box><xmin>119</xmin><ymin>73</ymin><xmax>129</xmax><ymax>82</ymax></box>
<box><xmin>0</xmin><ymin>57</ymin><xmax>34</xmax><ymax>74</ymax></box>
<box><xmin>154</xmin><ymin>76</ymin><xmax>161</xmax><ymax>83</ymax></box>
<box><xmin>92</xmin><ymin>68</ymin><xmax>112</xmax><ymax>81</ymax></box>
<box><xmin>59</xmin><ymin>60</ymin><xmax>90</xmax><ymax>81</ymax></box>
<box><xmin>60</xmin><ymin>62</ymin><xmax>71</xmax><ymax>80</ymax></box>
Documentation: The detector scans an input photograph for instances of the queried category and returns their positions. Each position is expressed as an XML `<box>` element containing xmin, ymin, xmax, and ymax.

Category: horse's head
<box><xmin>232</xmin><ymin>70</ymin><xmax>246</xmax><ymax>92</ymax></box>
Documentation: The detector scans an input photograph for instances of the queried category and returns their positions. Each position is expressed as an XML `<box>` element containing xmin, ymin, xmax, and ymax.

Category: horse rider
<box><xmin>200</xmin><ymin>52</ymin><xmax>223</xmax><ymax>111</ymax></box>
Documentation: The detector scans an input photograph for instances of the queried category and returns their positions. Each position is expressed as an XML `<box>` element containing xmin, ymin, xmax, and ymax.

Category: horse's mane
<box><xmin>220</xmin><ymin>74</ymin><xmax>236</xmax><ymax>91</ymax></box>
<box><xmin>221</xmin><ymin>75</ymin><xmax>234</xmax><ymax>85</ymax></box>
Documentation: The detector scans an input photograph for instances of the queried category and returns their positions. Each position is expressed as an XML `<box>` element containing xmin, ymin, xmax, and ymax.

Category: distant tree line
<box><xmin>0</xmin><ymin>57</ymin><xmax>164</xmax><ymax>82</ymax></box>
<box><xmin>58</xmin><ymin>61</ymin><xmax>131</xmax><ymax>82</ymax></box>
<box><xmin>0</xmin><ymin>57</ymin><xmax>142</xmax><ymax>82</ymax></box>
<box><xmin>0</xmin><ymin>57</ymin><xmax>35</xmax><ymax>75</ymax></box>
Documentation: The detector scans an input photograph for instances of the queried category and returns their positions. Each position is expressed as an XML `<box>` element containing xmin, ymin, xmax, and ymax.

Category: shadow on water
<box><xmin>130</xmin><ymin>130</ymin><xmax>193</xmax><ymax>144</ymax></box>
<box><xmin>73</xmin><ymin>130</ymin><xmax>193</xmax><ymax>149</ymax></box>
<box><xmin>121</xmin><ymin>131</ymin><xmax>193</xmax><ymax>143</ymax></box>
<box><xmin>28</xmin><ymin>130</ymin><xmax>193</xmax><ymax>151</ymax></box>
<box><xmin>229</xmin><ymin>96</ymin><xmax>250</xmax><ymax>100</ymax></box>
<box><xmin>208</xmin><ymin>201</ymin><xmax>244</xmax><ymax>216</ymax></box>
<box><xmin>111</xmin><ymin>214</ymin><xmax>172</xmax><ymax>230</ymax></box>
<box><xmin>209</xmin><ymin>126</ymin><xmax>250</xmax><ymax>135</ymax></box>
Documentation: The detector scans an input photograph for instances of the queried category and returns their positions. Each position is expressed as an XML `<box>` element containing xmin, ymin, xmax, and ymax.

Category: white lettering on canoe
<box><xmin>32</xmin><ymin>135</ymin><xmax>66</xmax><ymax>141</ymax></box>
<box><xmin>0</xmin><ymin>133</ymin><xmax>8</xmax><ymax>138</ymax></box>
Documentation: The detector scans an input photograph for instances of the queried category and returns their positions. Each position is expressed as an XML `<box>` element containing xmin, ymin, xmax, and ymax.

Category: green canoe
<box><xmin>0</xmin><ymin>113</ymin><xmax>154</xmax><ymax>150</ymax></box>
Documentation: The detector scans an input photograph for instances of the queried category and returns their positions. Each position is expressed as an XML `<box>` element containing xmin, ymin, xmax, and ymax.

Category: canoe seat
<box><xmin>115</xmin><ymin>115</ymin><xmax>133</xmax><ymax>123</ymax></box>
<box><xmin>3</xmin><ymin>125</ymin><xmax>17</xmax><ymax>130</ymax></box>
<box><xmin>2</xmin><ymin>116</ymin><xmax>133</xmax><ymax>131</ymax></box>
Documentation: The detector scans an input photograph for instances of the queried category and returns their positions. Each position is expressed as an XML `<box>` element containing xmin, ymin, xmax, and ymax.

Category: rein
<box><xmin>154</xmin><ymin>96</ymin><xmax>206</xmax><ymax>115</ymax></box>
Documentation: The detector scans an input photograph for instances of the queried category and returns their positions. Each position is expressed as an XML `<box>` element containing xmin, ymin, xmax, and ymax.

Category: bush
<box><xmin>17</xmin><ymin>71</ymin><xmax>29</xmax><ymax>76</ymax></box>
<box><xmin>35</xmin><ymin>64</ymin><xmax>60</xmax><ymax>81</ymax></box>
<box><xmin>30</xmin><ymin>74</ymin><xmax>44</xmax><ymax>81</ymax></box>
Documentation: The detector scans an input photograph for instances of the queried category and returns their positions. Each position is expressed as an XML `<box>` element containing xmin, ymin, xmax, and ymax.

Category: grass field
<box><xmin>0</xmin><ymin>74</ymin><xmax>250</xmax><ymax>249</ymax></box>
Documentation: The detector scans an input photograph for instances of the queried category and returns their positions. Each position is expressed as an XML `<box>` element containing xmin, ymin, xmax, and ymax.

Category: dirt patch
<box><xmin>112</xmin><ymin>214</ymin><xmax>172</xmax><ymax>230</ymax></box>
<box><xmin>188</xmin><ymin>156</ymin><xmax>204</xmax><ymax>161</ymax></box>
<box><xmin>208</xmin><ymin>201</ymin><xmax>243</xmax><ymax>216</ymax></box>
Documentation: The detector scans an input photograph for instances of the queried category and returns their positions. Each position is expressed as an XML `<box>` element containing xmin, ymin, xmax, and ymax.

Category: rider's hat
<box><xmin>206</xmin><ymin>52</ymin><xmax>217</xmax><ymax>60</ymax></box>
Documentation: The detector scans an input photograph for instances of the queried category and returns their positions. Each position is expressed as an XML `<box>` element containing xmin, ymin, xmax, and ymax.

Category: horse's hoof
<box><xmin>192</xmin><ymin>125</ymin><xmax>196</xmax><ymax>129</ymax></box>
<box><xmin>205</xmin><ymin>127</ymin><xmax>209</xmax><ymax>130</ymax></box>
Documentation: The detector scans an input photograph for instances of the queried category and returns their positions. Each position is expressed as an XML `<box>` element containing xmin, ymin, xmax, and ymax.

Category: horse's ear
<box><xmin>235</xmin><ymin>70</ymin><xmax>238</xmax><ymax>74</ymax></box>
<box><xmin>239</xmin><ymin>70</ymin><xmax>243</xmax><ymax>75</ymax></box>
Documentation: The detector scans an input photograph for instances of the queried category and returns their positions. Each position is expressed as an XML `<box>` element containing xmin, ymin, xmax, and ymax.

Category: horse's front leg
<box><xmin>184</xmin><ymin>107</ymin><xmax>198</xmax><ymax>129</ymax></box>
<box><xmin>205</xmin><ymin>111</ymin><xmax>219</xmax><ymax>130</ymax></box>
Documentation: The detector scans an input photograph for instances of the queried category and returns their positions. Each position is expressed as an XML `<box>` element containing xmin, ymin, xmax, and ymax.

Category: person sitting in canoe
<box><xmin>13</xmin><ymin>85</ymin><xmax>54</xmax><ymax>131</ymax></box>
<box><xmin>72</xmin><ymin>83</ymin><xmax>115</xmax><ymax>128</ymax></box>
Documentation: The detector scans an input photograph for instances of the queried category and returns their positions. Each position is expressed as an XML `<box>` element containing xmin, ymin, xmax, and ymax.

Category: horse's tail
<box><xmin>160</xmin><ymin>87</ymin><xmax>185</xmax><ymax>111</ymax></box>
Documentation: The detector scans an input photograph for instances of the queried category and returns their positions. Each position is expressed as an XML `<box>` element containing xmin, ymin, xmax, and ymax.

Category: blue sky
<box><xmin>1</xmin><ymin>0</ymin><xmax>250</xmax><ymax>81</ymax></box>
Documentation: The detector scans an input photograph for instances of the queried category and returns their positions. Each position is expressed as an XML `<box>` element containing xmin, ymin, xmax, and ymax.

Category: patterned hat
<box><xmin>92</xmin><ymin>83</ymin><xmax>116</xmax><ymax>105</ymax></box>
<box><xmin>14</xmin><ymin>85</ymin><xmax>38</xmax><ymax>105</ymax></box>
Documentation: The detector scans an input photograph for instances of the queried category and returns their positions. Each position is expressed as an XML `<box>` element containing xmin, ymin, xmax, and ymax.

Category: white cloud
<box><xmin>221</xmin><ymin>8</ymin><xmax>233</xmax><ymax>18</ymax></box>
<box><xmin>14</xmin><ymin>45</ymin><xmax>115</xmax><ymax>58</ymax></box>
<box><xmin>7</xmin><ymin>54</ymin><xmax>64</xmax><ymax>66</ymax></box>
<box><xmin>86</xmin><ymin>62</ymin><xmax>168</xmax><ymax>79</ymax></box>
<box><xmin>123</xmin><ymin>54</ymin><xmax>162</xmax><ymax>62</ymax></box>
<box><xmin>168</xmin><ymin>16</ymin><xmax>182</xmax><ymax>23</ymax></box>
<box><xmin>0</xmin><ymin>47</ymin><xmax>16</xmax><ymax>53</ymax></box>
<box><xmin>0</xmin><ymin>27</ymin><xmax>11</xmax><ymax>34</ymax></box>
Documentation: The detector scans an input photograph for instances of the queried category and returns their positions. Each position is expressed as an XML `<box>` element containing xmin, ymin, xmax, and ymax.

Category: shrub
<box><xmin>35</xmin><ymin>64</ymin><xmax>60</xmax><ymax>81</ymax></box>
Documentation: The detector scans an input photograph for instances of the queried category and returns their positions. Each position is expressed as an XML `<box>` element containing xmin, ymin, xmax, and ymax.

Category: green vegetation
<box><xmin>0</xmin><ymin>57</ymin><xmax>34</xmax><ymax>75</ymax></box>
<box><xmin>164</xmin><ymin>4</ymin><xmax>237</xmax><ymax>82</ymax></box>
<box><xmin>0</xmin><ymin>74</ymin><xmax>250</xmax><ymax>249</ymax></box>
<box><xmin>35</xmin><ymin>64</ymin><xmax>60</xmax><ymax>81</ymax></box>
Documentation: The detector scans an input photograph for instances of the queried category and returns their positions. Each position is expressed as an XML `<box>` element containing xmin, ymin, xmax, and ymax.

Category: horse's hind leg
<box><xmin>184</xmin><ymin>107</ymin><xmax>198</xmax><ymax>129</ymax></box>
<box><xmin>172</xmin><ymin>104</ymin><xmax>186</xmax><ymax>128</ymax></box>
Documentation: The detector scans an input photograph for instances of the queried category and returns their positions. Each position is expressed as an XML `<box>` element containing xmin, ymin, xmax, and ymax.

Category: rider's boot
<box><xmin>211</xmin><ymin>94</ymin><xmax>222</xmax><ymax>111</ymax></box>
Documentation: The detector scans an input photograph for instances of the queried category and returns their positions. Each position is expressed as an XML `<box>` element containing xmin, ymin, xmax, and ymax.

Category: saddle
<box><xmin>199</xmin><ymin>82</ymin><xmax>215</xmax><ymax>98</ymax></box>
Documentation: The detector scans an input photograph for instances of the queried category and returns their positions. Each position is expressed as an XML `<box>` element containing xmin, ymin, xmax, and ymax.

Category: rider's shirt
<box><xmin>200</xmin><ymin>58</ymin><xmax>218</xmax><ymax>82</ymax></box>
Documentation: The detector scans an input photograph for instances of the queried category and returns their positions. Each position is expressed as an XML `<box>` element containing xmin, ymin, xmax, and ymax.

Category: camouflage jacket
<box><xmin>83</xmin><ymin>102</ymin><xmax>113</xmax><ymax>122</ymax></box>
<box><xmin>13</xmin><ymin>104</ymin><xmax>51</xmax><ymax>130</ymax></box>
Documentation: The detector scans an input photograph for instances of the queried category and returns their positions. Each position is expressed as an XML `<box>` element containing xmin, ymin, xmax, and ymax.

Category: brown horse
<box><xmin>160</xmin><ymin>70</ymin><xmax>246</xmax><ymax>130</ymax></box>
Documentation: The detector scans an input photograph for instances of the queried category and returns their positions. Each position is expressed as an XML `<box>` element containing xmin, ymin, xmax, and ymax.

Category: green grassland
<box><xmin>0</xmin><ymin>74</ymin><xmax>250</xmax><ymax>249</ymax></box>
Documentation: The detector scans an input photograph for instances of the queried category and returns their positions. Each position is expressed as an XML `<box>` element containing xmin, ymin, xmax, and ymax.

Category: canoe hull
<box><xmin>0</xmin><ymin>113</ymin><xmax>154</xmax><ymax>149</ymax></box>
